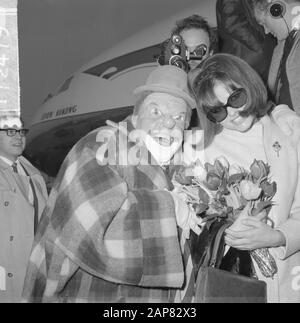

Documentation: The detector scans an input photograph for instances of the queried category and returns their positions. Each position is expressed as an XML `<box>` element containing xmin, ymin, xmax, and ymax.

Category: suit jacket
<box><xmin>268</xmin><ymin>30</ymin><xmax>300</xmax><ymax>115</ymax></box>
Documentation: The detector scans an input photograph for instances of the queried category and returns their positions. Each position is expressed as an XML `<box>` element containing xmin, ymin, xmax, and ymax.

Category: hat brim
<box><xmin>133</xmin><ymin>84</ymin><xmax>196</xmax><ymax>109</ymax></box>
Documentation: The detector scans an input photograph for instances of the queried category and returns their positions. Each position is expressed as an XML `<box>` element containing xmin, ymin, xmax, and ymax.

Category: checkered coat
<box><xmin>22</xmin><ymin>120</ymin><xmax>194</xmax><ymax>303</ymax></box>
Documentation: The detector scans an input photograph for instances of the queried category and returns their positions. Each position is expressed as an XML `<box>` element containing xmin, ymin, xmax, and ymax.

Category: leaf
<box><xmin>214</xmin><ymin>160</ymin><xmax>225</xmax><ymax>177</ymax></box>
<box><xmin>204</xmin><ymin>218</ymin><xmax>216</xmax><ymax>231</ymax></box>
<box><xmin>260</xmin><ymin>180</ymin><xmax>277</xmax><ymax>199</ymax></box>
<box><xmin>173</xmin><ymin>172</ymin><xmax>193</xmax><ymax>185</ymax></box>
<box><xmin>240</xmin><ymin>196</ymin><xmax>249</xmax><ymax>207</ymax></box>
<box><xmin>204</xmin><ymin>162</ymin><xmax>215</xmax><ymax>173</ymax></box>
<box><xmin>197</xmin><ymin>186</ymin><xmax>210</xmax><ymax>204</ymax></box>
<box><xmin>251</xmin><ymin>200</ymin><xmax>273</xmax><ymax>216</ymax></box>
<box><xmin>193</xmin><ymin>203</ymin><xmax>209</xmax><ymax>215</ymax></box>
<box><xmin>219</xmin><ymin>177</ymin><xmax>229</xmax><ymax>195</ymax></box>
<box><xmin>202</xmin><ymin>213</ymin><xmax>220</xmax><ymax>222</ymax></box>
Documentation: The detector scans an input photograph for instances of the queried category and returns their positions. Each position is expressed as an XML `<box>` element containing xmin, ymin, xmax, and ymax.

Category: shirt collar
<box><xmin>291</xmin><ymin>16</ymin><xmax>300</xmax><ymax>32</ymax></box>
<box><xmin>0</xmin><ymin>155</ymin><xmax>18</xmax><ymax>167</ymax></box>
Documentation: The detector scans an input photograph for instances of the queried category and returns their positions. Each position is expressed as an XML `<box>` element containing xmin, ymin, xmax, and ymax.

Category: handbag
<box><xmin>191</xmin><ymin>219</ymin><xmax>267</xmax><ymax>303</ymax></box>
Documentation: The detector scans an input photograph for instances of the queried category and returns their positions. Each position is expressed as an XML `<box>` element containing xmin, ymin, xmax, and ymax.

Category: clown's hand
<box><xmin>272</xmin><ymin>104</ymin><xmax>300</xmax><ymax>144</ymax></box>
<box><xmin>170</xmin><ymin>190</ymin><xmax>204</xmax><ymax>239</ymax></box>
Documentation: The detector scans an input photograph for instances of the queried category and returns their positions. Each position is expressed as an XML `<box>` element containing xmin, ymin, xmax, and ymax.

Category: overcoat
<box><xmin>0</xmin><ymin>156</ymin><xmax>47</xmax><ymax>302</ymax></box>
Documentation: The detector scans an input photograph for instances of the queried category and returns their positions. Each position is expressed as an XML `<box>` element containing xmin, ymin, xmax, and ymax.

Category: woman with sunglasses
<box><xmin>192</xmin><ymin>53</ymin><xmax>300</xmax><ymax>303</ymax></box>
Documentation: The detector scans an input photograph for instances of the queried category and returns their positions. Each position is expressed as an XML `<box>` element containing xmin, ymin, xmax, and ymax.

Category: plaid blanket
<box><xmin>22</xmin><ymin>120</ymin><xmax>194</xmax><ymax>303</ymax></box>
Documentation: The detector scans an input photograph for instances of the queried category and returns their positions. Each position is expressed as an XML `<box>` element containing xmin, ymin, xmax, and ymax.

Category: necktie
<box><xmin>12</xmin><ymin>162</ymin><xmax>18</xmax><ymax>173</ymax></box>
<box><xmin>274</xmin><ymin>30</ymin><xmax>297</xmax><ymax>102</ymax></box>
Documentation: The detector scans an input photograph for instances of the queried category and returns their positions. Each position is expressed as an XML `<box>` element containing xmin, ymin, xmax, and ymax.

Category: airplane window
<box><xmin>100</xmin><ymin>66</ymin><xmax>118</xmax><ymax>79</ymax></box>
<box><xmin>84</xmin><ymin>43</ymin><xmax>161</xmax><ymax>80</ymax></box>
<box><xmin>57</xmin><ymin>76</ymin><xmax>74</xmax><ymax>95</ymax></box>
<box><xmin>43</xmin><ymin>93</ymin><xmax>53</xmax><ymax>103</ymax></box>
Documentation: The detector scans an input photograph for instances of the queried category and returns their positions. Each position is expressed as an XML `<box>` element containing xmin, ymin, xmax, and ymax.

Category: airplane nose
<box><xmin>163</xmin><ymin>116</ymin><xmax>176</xmax><ymax>129</ymax></box>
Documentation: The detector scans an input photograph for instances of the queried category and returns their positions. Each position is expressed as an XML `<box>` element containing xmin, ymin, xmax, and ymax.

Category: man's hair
<box><xmin>192</xmin><ymin>53</ymin><xmax>271</xmax><ymax>144</ymax></box>
<box><xmin>172</xmin><ymin>14</ymin><xmax>212</xmax><ymax>43</ymax></box>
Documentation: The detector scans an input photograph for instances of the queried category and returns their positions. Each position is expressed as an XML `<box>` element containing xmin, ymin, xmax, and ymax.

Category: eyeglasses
<box><xmin>0</xmin><ymin>128</ymin><xmax>29</xmax><ymax>137</ymax></box>
<box><xmin>204</xmin><ymin>88</ymin><xmax>248</xmax><ymax>123</ymax></box>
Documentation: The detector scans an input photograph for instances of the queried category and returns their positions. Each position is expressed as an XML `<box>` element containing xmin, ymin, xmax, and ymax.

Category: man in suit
<box><xmin>0</xmin><ymin>114</ymin><xmax>48</xmax><ymax>302</ymax></box>
<box><xmin>249</xmin><ymin>0</ymin><xmax>300</xmax><ymax>115</ymax></box>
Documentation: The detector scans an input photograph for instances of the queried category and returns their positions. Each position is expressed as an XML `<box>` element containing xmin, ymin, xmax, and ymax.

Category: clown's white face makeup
<box><xmin>133</xmin><ymin>92</ymin><xmax>188</xmax><ymax>164</ymax></box>
<box><xmin>0</xmin><ymin>117</ymin><xmax>26</xmax><ymax>161</ymax></box>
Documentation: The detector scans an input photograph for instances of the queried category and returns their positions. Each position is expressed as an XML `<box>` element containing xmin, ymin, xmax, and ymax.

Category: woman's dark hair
<box><xmin>192</xmin><ymin>53</ymin><xmax>270</xmax><ymax>144</ymax></box>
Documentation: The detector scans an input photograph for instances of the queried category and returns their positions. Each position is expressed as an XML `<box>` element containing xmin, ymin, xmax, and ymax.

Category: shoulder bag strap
<box><xmin>209</xmin><ymin>222</ymin><xmax>232</xmax><ymax>268</ymax></box>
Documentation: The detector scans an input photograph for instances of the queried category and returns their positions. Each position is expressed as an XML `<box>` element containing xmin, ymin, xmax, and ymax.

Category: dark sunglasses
<box><xmin>0</xmin><ymin>128</ymin><xmax>29</xmax><ymax>137</ymax></box>
<box><xmin>204</xmin><ymin>88</ymin><xmax>248</xmax><ymax>123</ymax></box>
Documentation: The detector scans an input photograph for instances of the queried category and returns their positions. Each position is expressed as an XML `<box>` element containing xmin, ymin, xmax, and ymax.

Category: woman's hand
<box><xmin>225</xmin><ymin>217</ymin><xmax>286</xmax><ymax>250</ymax></box>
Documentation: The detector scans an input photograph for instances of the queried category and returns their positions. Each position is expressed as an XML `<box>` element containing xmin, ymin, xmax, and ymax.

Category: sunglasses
<box><xmin>204</xmin><ymin>88</ymin><xmax>248</xmax><ymax>123</ymax></box>
<box><xmin>0</xmin><ymin>128</ymin><xmax>29</xmax><ymax>137</ymax></box>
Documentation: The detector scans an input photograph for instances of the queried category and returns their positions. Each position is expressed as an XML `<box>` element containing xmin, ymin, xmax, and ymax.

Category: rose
<box><xmin>240</xmin><ymin>180</ymin><xmax>262</xmax><ymax>200</ymax></box>
<box><xmin>250</xmin><ymin>160</ymin><xmax>269</xmax><ymax>183</ymax></box>
<box><xmin>205</xmin><ymin>160</ymin><xmax>224</xmax><ymax>178</ymax></box>
<box><xmin>260</xmin><ymin>180</ymin><xmax>277</xmax><ymax>199</ymax></box>
<box><xmin>204</xmin><ymin>157</ymin><xmax>229</xmax><ymax>191</ymax></box>
<box><xmin>205</xmin><ymin>172</ymin><xmax>222</xmax><ymax>191</ymax></box>
<box><xmin>225</xmin><ymin>185</ymin><xmax>244</xmax><ymax>209</ymax></box>
<box><xmin>216</xmin><ymin>156</ymin><xmax>230</xmax><ymax>171</ymax></box>
<box><xmin>174</xmin><ymin>167</ymin><xmax>193</xmax><ymax>185</ymax></box>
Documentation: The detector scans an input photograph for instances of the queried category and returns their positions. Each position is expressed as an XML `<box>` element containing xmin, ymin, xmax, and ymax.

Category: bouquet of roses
<box><xmin>173</xmin><ymin>156</ymin><xmax>278</xmax><ymax>278</ymax></box>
